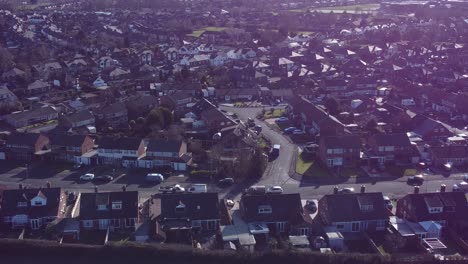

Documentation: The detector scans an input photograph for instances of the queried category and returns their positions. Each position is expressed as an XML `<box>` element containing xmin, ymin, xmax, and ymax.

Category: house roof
<box><xmin>160</xmin><ymin>192</ymin><xmax>220</xmax><ymax>221</ymax></box>
<box><xmin>146</xmin><ymin>139</ymin><xmax>183</xmax><ymax>153</ymax></box>
<box><xmin>78</xmin><ymin>191</ymin><xmax>138</xmax><ymax>220</ymax></box>
<box><xmin>94</xmin><ymin>102</ymin><xmax>127</xmax><ymax>116</ymax></box>
<box><xmin>5</xmin><ymin>107</ymin><xmax>57</xmax><ymax>122</ymax></box>
<box><xmin>321</xmin><ymin>135</ymin><xmax>361</xmax><ymax>149</ymax></box>
<box><xmin>62</xmin><ymin>110</ymin><xmax>94</xmax><ymax>123</ymax></box>
<box><xmin>49</xmin><ymin>134</ymin><xmax>88</xmax><ymax>147</ymax></box>
<box><xmin>240</xmin><ymin>193</ymin><xmax>303</xmax><ymax>223</ymax></box>
<box><xmin>372</xmin><ymin>133</ymin><xmax>411</xmax><ymax>147</ymax></box>
<box><xmin>412</xmin><ymin>117</ymin><xmax>452</xmax><ymax>137</ymax></box>
<box><xmin>1</xmin><ymin>187</ymin><xmax>62</xmax><ymax>218</ymax></box>
<box><xmin>28</xmin><ymin>80</ymin><xmax>49</xmax><ymax>90</ymax></box>
<box><xmin>319</xmin><ymin>192</ymin><xmax>389</xmax><ymax>223</ymax></box>
<box><xmin>6</xmin><ymin>133</ymin><xmax>42</xmax><ymax>146</ymax></box>
<box><xmin>400</xmin><ymin>192</ymin><xmax>468</xmax><ymax>222</ymax></box>
<box><xmin>97</xmin><ymin>137</ymin><xmax>141</xmax><ymax>150</ymax></box>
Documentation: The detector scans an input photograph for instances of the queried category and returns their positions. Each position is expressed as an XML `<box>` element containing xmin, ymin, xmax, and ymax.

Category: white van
<box><xmin>146</xmin><ymin>173</ymin><xmax>164</xmax><ymax>183</ymax></box>
<box><xmin>188</xmin><ymin>184</ymin><xmax>208</xmax><ymax>193</ymax></box>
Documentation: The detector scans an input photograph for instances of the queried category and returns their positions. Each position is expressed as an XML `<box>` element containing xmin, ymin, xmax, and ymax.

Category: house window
<box><xmin>112</xmin><ymin>201</ymin><xmax>122</xmax><ymax>210</ymax></box>
<box><xmin>336</xmin><ymin>224</ymin><xmax>344</xmax><ymax>230</ymax></box>
<box><xmin>34</xmin><ymin>201</ymin><xmax>44</xmax><ymax>206</ymax></box>
<box><xmin>298</xmin><ymin>228</ymin><xmax>309</xmax><ymax>236</ymax></box>
<box><xmin>352</xmin><ymin>222</ymin><xmax>360</xmax><ymax>232</ymax></box>
<box><xmin>258</xmin><ymin>205</ymin><xmax>272</xmax><ymax>214</ymax></box>
<box><xmin>17</xmin><ymin>202</ymin><xmax>27</xmax><ymax>207</ymax></box>
<box><xmin>206</xmin><ymin>220</ymin><xmax>217</xmax><ymax>230</ymax></box>
<box><xmin>111</xmin><ymin>219</ymin><xmax>120</xmax><ymax>228</ymax></box>
<box><xmin>125</xmin><ymin>218</ymin><xmax>135</xmax><ymax>228</ymax></box>
<box><xmin>97</xmin><ymin>204</ymin><xmax>107</xmax><ymax>211</ymax></box>
<box><xmin>83</xmin><ymin>220</ymin><xmax>93</xmax><ymax>228</ymax></box>
<box><xmin>277</xmin><ymin>222</ymin><xmax>286</xmax><ymax>232</ymax></box>
<box><xmin>175</xmin><ymin>204</ymin><xmax>186</xmax><ymax>213</ymax></box>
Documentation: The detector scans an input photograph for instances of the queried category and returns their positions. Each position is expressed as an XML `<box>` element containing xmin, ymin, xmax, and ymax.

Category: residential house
<box><xmin>240</xmin><ymin>193</ymin><xmax>311</xmax><ymax>236</ymax></box>
<box><xmin>93</xmin><ymin>102</ymin><xmax>128</xmax><ymax>128</ymax></box>
<box><xmin>6</xmin><ymin>133</ymin><xmax>50</xmax><ymax>161</ymax></box>
<box><xmin>164</xmin><ymin>47</ymin><xmax>179</xmax><ymax>61</ymax></box>
<box><xmin>2</xmin><ymin>67</ymin><xmax>26</xmax><ymax>81</ymax></box>
<box><xmin>0</xmin><ymin>85</ymin><xmax>18</xmax><ymax>108</ymax></box>
<box><xmin>97</xmin><ymin>137</ymin><xmax>145</xmax><ymax>167</ymax></box>
<box><xmin>139</xmin><ymin>50</ymin><xmax>154</xmax><ymax>65</ymax></box>
<box><xmin>319</xmin><ymin>135</ymin><xmax>361</xmax><ymax>168</ymax></box>
<box><xmin>396</xmin><ymin>189</ymin><xmax>468</xmax><ymax>228</ymax></box>
<box><xmin>321</xmin><ymin>79</ymin><xmax>348</xmax><ymax>95</ymax></box>
<box><xmin>368</xmin><ymin>133</ymin><xmax>416</xmax><ymax>164</ymax></box>
<box><xmin>317</xmin><ymin>191</ymin><xmax>389</xmax><ymax>233</ymax></box>
<box><xmin>139</xmin><ymin>139</ymin><xmax>190</xmax><ymax>171</ymax></box>
<box><xmin>200</xmin><ymin>107</ymin><xmax>236</xmax><ymax>134</ymax></box>
<box><xmin>75</xmin><ymin>190</ymin><xmax>139</xmax><ymax>231</ymax></box>
<box><xmin>159</xmin><ymin>193</ymin><xmax>220</xmax><ymax>243</ymax></box>
<box><xmin>48</xmin><ymin>134</ymin><xmax>95</xmax><ymax>164</ymax></box>
<box><xmin>3</xmin><ymin>106</ymin><xmax>58</xmax><ymax>128</ymax></box>
<box><xmin>125</xmin><ymin>95</ymin><xmax>157</xmax><ymax>119</ymax></box>
<box><xmin>429</xmin><ymin>145</ymin><xmax>468</xmax><ymax>167</ymax></box>
<box><xmin>97</xmin><ymin>56</ymin><xmax>116</xmax><ymax>71</ymax></box>
<box><xmin>210</xmin><ymin>52</ymin><xmax>228</xmax><ymax>67</ymax></box>
<box><xmin>180</xmin><ymin>54</ymin><xmax>211</xmax><ymax>68</ymax></box>
<box><xmin>1</xmin><ymin>187</ymin><xmax>65</xmax><ymax>230</ymax></box>
<box><xmin>411</xmin><ymin>116</ymin><xmax>453</xmax><ymax>141</ymax></box>
<box><xmin>160</xmin><ymin>91</ymin><xmax>193</xmax><ymax>111</ymax></box>
<box><xmin>26</xmin><ymin>80</ymin><xmax>51</xmax><ymax>95</ymax></box>
<box><xmin>58</xmin><ymin>110</ymin><xmax>95</xmax><ymax>129</ymax></box>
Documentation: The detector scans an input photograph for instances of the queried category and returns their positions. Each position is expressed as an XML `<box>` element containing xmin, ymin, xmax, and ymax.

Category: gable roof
<box><xmin>146</xmin><ymin>139</ymin><xmax>183</xmax><ymax>153</ymax></box>
<box><xmin>62</xmin><ymin>110</ymin><xmax>94</xmax><ymax>123</ymax></box>
<box><xmin>1</xmin><ymin>187</ymin><xmax>62</xmax><ymax>218</ymax></box>
<box><xmin>240</xmin><ymin>193</ymin><xmax>303</xmax><ymax>223</ymax></box>
<box><xmin>321</xmin><ymin>135</ymin><xmax>361</xmax><ymax>149</ymax></box>
<box><xmin>160</xmin><ymin>192</ymin><xmax>220</xmax><ymax>221</ymax></box>
<box><xmin>412</xmin><ymin>116</ymin><xmax>452</xmax><ymax>137</ymax></box>
<box><xmin>6</xmin><ymin>133</ymin><xmax>42</xmax><ymax>146</ymax></box>
<box><xmin>78</xmin><ymin>191</ymin><xmax>138</xmax><ymax>220</ymax></box>
<box><xmin>319</xmin><ymin>192</ymin><xmax>389</xmax><ymax>223</ymax></box>
<box><xmin>48</xmin><ymin>134</ymin><xmax>88</xmax><ymax>147</ymax></box>
<box><xmin>371</xmin><ymin>133</ymin><xmax>411</xmax><ymax>147</ymax></box>
<box><xmin>97</xmin><ymin>137</ymin><xmax>141</xmax><ymax>150</ymax></box>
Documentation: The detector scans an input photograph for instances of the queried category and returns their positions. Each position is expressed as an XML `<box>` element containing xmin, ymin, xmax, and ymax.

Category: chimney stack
<box><xmin>360</xmin><ymin>185</ymin><xmax>366</xmax><ymax>193</ymax></box>
<box><xmin>19</xmin><ymin>184</ymin><xmax>23</xmax><ymax>190</ymax></box>
<box><xmin>46</xmin><ymin>182</ymin><xmax>51</xmax><ymax>188</ymax></box>
<box><xmin>414</xmin><ymin>186</ymin><xmax>420</xmax><ymax>194</ymax></box>
<box><xmin>94</xmin><ymin>186</ymin><xmax>98</xmax><ymax>193</ymax></box>
<box><xmin>122</xmin><ymin>185</ymin><xmax>126</xmax><ymax>192</ymax></box>
<box><xmin>333</xmin><ymin>186</ymin><xmax>339</xmax><ymax>194</ymax></box>
<box><xmin>440</xmin><ymin>184</ymin><xmax>446</xmax><ymax>193</ymax></box>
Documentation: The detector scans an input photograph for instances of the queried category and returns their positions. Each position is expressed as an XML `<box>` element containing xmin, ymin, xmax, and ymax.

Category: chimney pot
<box><xmin>333</xmin><ymin>186</ymin><xmax>339</xmax><ymax>194</ymax></box>
<box><xmin>46</xmin><ymin>182</ymin><xmax>51</xmax><ymax>188</ymax></box>
<box><xmin>122</xmin><ymin>185</ymin><xmax>126</xmax><ymax>192</ymax></box>
<box><xmin>440</xmin><ymin>184</ymin><xmax>446</xmax><ymax>193</ymax></box>
<box><xmin>414</xmin><ymin>186</ymin><xmax>420</xmax><ymax>194</ymax></box>
<box><xmin>360</xmin><ymin>185</ymin><xmax>366</xmax><ymax>193</ymax></box>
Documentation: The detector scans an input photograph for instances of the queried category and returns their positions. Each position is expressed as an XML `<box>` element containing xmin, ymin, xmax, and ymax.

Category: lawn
<box><xmin>186</xmin><ymin>27</ymin><xmax>227</xmax><ymax>38</ymax></box>
<box><xmin>387</xmin><ymin>166</ymin><xmax>417</xmax><ymax>177</ymax></box>
<box><xmin>263</xmin><ymin>109</ymin><xmax>286</xmax><ymax>119</ymax></box>
<box><xmin>296</xmin><ymin>152</ymin><xmax>313</xmax><ymax>175</ymax></box>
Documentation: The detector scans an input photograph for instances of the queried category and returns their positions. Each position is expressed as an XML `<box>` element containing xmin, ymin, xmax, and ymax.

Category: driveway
<box><xmin>220</xmin><ymin>105</ymin><xmax>299</xmax><ymax>188</ymax></box>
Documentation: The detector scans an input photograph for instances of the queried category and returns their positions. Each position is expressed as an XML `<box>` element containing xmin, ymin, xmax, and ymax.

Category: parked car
<box><xmin>275</xmin><ymin>117</ymin><xmax>289</xmax><ymax>123</ymax></box>
<box><xmin>283</xmin><ymin>127</ymin><xmax>296</xmax><ymax>134</ymax></box>
<box><xmin>73</xmin><ymin>162</ymin><xmax>84</xmax><ymax>170</ymax></box>
<box><xmin>244</xmin><ymin>185</ymin><xmax>267</xmax><ymax>195</ymax></box>
<box><xmin>80</xmin><ymin>173</ymin><xmax>95</xmax><ymax>181</ymax></box>
<box><xmin>270</xmin><ymin>144</ymin><xmax>281</xmax><ymax>157</ymax></box>
<box><xmin>305</xmin><ymin>200</ymin><xmax>317</xmax><ymax>213</ymax></box>
<box><xmin>188</xmin><ymin>184</ymin><xmax>208</xmax><ymax>193</ymax></box>
<box><xmin>453</xmin><ymin>182</ymin><xmax>468</xmax><ymax>192</ymax></box>
<box><xmin>146</xmin><ymin>173</ymin><xmax>164</xmax><ymax>183</ymax></box>
<box><xmin>383</xmin><ymin>196</ymin><xmax>393</xmax><ymax>210</ymax></box>
<box><xmin>218</xmin><ymin>178</ymin><xmax>234</xmax><ymax>187</ymax></box>
<box><xmin>338</xmin><ymin>187</ymin><xmax>355</xmax><ymax>194</ymax></box>
<box><xmin>463</xmin><ymin>174</ymin><xmax>468</xmax><ymax>182</ymax></box>
<box><xmin>247</xmin><ymin>117</ymin><xmax>255</xmax><ymax>127</ymax></box>
<box><xmin>267</xmin><ymin>186</ymin><xmax>283</xmax><ymax>194</ymax></box>
<box><xmin>254</xmin><ymin>125</ymin><xmax>262</xmax><ymax>133</ymax></box>
<box><xmin>94</xmin><ymin>175</ymin><xmax>114</xmax><ymax>182</ymax></box>
<box><xmin>407</xmin><ymin>175</ymin><xmax>424</xmax><ymax>185</ymax></box>
<box><xmin>159</xmin><ymin>184</ymin><xmax>185</xmax><ymax>194</ymax></box>
<box><xmin>292</xmin><ymin>129</ymin><xmax>306</xmax><ymax>135</ymax></box>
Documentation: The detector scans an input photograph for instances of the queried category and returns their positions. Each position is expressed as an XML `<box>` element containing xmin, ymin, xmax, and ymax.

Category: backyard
<box><xmin>187</xmin><ymin>27</ymin><xmax>227</xmax><ymax>37</ymax></box>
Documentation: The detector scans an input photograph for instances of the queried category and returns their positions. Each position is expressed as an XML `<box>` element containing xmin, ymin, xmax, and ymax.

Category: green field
<box><xmin>186</xmin><ymin>27</ymin><xmax>227</xmax><ymax>38</ymax></box>
<box><xmin>289</xmin><ymin>4</ymin><xmax>380</xmax><ymax>14</ymax></box>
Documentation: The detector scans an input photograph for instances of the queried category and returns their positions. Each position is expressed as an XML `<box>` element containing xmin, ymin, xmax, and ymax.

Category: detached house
<box><xmin>97</xmin><ymin>137</ymin><xmax>144</xmax><ymax>167</ymax></box>
<box><xmin>319</xmin><ymin>135</ymin><xmax>361</xmax><ymax>168</ymax></box>
<box><xmin>159</xmin><ymin>193</ymin><xmax>220</xmax><ymax>243</ymax></box>
<box><xmin>2</xmin><ymin>187</ymin><xmax>65</xmax><ymax>230</ymax></box>
<box><xmin>76</xmin><ymin>190</ymin><xmax>139</xmax><ymax>231</ymax></box>
<box><xmin>240</xmin><ymin>193</ymin><xmax>310</xmax><ymax>236</ymax></box>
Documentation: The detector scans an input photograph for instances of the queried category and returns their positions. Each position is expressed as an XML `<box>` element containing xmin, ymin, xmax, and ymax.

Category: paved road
<box><xmin>220</xmin><ymin>105</ymin><xmax>298</xmax><ymax>188</ymax></box>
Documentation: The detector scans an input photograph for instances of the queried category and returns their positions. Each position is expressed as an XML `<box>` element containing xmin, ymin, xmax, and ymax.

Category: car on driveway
<box><xmin>267</xmin><ymin>186</ymin><xmax>283</xmax><ymax>194</ymax></box>
<box><xmin>94</xmin><ymin>175</ymin><xmax>114</xmax><ymax>182</ymax></box>
<box><xmin>407</xmin><ymin>175</ymin><xmax>424</xmax><ymax>185</ymax></box>
<box><xmin>275</xmin><ymin>117</ymin><xmax>289</xmax><ymax>123</ymax></box>
<box><xmin>80</xmin><ymin>173</ymin><xmax>95</xmax><ymax>181</ymax></box>
<box><xmin>383</xmin><ymin>196</ymin><xmax>393</xmax><ymax>210</ymax></box>
<box><xmin>218</xmin><ymin>178</ymin><xmax>234</xmax><ymax>187</ymax></box>
<box><xmin>338</xmin><ymin>187</ymin><xmax>355</xmax><ymax>194</ymax></box>
<box><xmin>283</xmin><ymin>127</ymin><xmax>296</xmax><ymax>134</ymax></box>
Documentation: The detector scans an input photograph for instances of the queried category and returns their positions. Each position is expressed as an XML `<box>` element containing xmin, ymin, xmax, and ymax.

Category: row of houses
<box><xmin>3</xmin><ymin>133</ymin><xmax>190</xmax><ymax>171</ymax></box>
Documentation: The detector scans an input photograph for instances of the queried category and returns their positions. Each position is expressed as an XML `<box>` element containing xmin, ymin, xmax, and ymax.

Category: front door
<box><xmin>31</xmin><ymin>219</ymin><xmax>40</xmax><ymax>230</ymax></box>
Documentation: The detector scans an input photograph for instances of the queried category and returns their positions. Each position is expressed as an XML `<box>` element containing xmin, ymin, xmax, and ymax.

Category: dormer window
<box><xmin>97</xmin><ymin>204</ymin><xmax>107</xmax><ymax>211</ymax></box>
<box><xmin>429</xmin><ymin>207</ymin><xmax>442</xmax><ymax>214</ymax></box>
<box><xmin>17</xmin><ymin>201</ymin><xmax>27</xmax><ymax>207</ymax></box>
<box><xmin>258</xmin><ymin>205</ymin><xmax>272</xmax><ymax>214</ymax></box>
<box><xmin>175</xmin><ymin>201</ymin><xmax>186</xmax><ymax>213</ymax></box>
<box><xmin>112</xmin><ymin>201</ymin><xmax>122</xmax><ymax>210</ymax></box>
<box><xmin>360</xmin><ymin>204</ymin><xmax>374</xmax><ymax>212</ymax></box>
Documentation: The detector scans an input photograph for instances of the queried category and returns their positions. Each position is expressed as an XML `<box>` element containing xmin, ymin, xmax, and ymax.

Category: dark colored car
<box><xmin>407</xmin><ymin>175</ymin><xmax>424</xmax><ymax>186</ymax></box>
<box><xmin>94</xmin><ymin>175</ymin><xmax>114</xmax><ymax>182</ymax></box>
<box><xmin>218</xmin><ymin>178</ymin><xmax>234</xmax><ymax>187</ymax></box>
